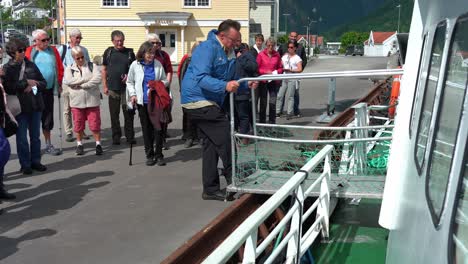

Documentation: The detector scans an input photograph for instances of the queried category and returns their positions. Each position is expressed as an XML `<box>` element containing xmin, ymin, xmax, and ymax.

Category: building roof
<box><xmin>371</xmin><ymin>31</ymin><xmax>396</xmax><ymax>44</ymax></box>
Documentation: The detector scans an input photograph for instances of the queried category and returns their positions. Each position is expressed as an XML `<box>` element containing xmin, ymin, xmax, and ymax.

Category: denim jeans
<box><xmin>16</xmin><ymin>111</ymin><xmax>42</xmax><ymax>169</ymax></box>
<box><xmin>294</xmin><ymin>81</ymin><xmax>300</xmax><ymax>115</ymax></box>
<box><xmin>0</xmin><ymin>128</ymin><xmax>11</xmax><ymax>189</ymax></box>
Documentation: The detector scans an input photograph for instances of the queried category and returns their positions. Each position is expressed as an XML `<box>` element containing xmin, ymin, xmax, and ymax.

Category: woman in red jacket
<box><xmin>256</xmin><ymin>37</ymin><xmax>283</xmax><ymax>124</ymax></box>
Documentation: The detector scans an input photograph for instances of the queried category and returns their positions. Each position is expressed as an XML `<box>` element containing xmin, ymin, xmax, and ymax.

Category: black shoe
<box><xmin>286</xmin><ymin>114</ymin><xmax>293</xmax><ymax>120</ymax></box>
<box><xmin>165</xmin><ymin>132</ymin><xmax>171</xmax><ymax>138</ymax></box>
<box><xmin>0</xmin><ymin>190</ymin><xmax>16</xmax><ymax>200</ymax></box>
<box><xmin>76</xmin><ymin>145</ymin><xmax>84</xmax><ymax>155</ymax></box>
<box><xmin>127</xmin><ymin>139</ymin><xmax>137</xmax><ymax>145</ymax></box>
<box><xmin>0</xmin><ymin>208</ymin><xmax>3</xmax><ymax>215</ymax></box>
<box><xmin>31</xmin><ymin>163</ymin><xmax>47</xmax><ymax>172</ymax></box>
<box><xmin>20</xmin><ymin>167</ymin><xmax>33</xmax><ymax>175</ymax></box>
<box><xmin>225</xmin><ymin>176</ymin><xmax>232</xmax><ymax>185</ymax></box>
<box><xmin>184</xmin><ymin>139</ymin><xmax>193</xmax><ymax>148</ymax></box>
<box><xmin>66</xmin><ymin>133</ymin><xmax>75</xmax><ymax>142</ymax></box>
<box><xmin>146</xmin><ymin>158</ymin><xmax>156</xmax><ymax>166</ymax></box>
<box><xmin>82</xmin><ymin>133</ymin><xmax>91</xmax><ymax>140</ymax></box>
<box><xmin>95</xmin><ymin>144</ymin><xmax>103</xmax><ymax>155</ymax></box>
<box><xmin>202</xmin><ymin>190</ymin><xmax>227</xmax><ymax>201</ymax></box>
<box><xmin>112</xmin><ymin>140</ymin><xmax>120</xmax><ymax>145</ymax></box>
<box><xmin>156</xmin><ymin>157</ymin><xmax>166</xmax><ymax>166</ymax></box>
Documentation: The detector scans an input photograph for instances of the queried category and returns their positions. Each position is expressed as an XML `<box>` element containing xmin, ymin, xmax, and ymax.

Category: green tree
<box><xmin>277</xmin><ymin>34</ymin><xmax>289</xmax><ymax>45</ymax></box>
<box><xmin>340</xmin><ymin>31</ymin><xmax>368</xmax><ymax>49</ymax></box>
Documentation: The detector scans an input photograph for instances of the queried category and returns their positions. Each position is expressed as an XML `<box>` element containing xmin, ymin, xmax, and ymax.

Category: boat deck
<box><xmin>228</xmin><ymin>170</ymin><xmax>386</xmax><ymax>199</ymax></box>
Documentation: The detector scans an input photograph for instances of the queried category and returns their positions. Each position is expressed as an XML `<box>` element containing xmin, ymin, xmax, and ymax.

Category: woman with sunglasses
<box><xmin>63</xmin><ymin>46</ymin><xmax>103</xmax><ymax>156</ymax></box>
<box><xmin>2</xmin><ymin>38</ymin><xmax>47</xmax><ymax>175</ymax></box>
<box><xmin>276</xmin><ymin>40</ymin><xmax>302</xmax><ymax>119</ymax></box>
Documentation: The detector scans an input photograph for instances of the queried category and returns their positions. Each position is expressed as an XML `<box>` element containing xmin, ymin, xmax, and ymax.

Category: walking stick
<box><xmin>128</xmin><ymin>104</ymin><xmax>136</xmax><ymax>166</ymax></box>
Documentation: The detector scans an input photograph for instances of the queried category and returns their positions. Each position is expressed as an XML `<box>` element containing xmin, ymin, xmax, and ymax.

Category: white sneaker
<box><xmin>45</xmin><ymin>144</ymin><xmax>62</xmax><ymax>156</ymax></box>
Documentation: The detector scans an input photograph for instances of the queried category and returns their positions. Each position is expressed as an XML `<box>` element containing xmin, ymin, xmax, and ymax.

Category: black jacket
<box><xmin>278</xmin><ymin>43</ymin><xmax>308</xmax><ymax>69</ymax></box>
<box><xmin>234</xmin><ymin>50</ymin><xmax>258</xmax><ymax>100</ymax></box>
<box><xmin>3</xmin><ymin>58</ymin><xmax>47</xmax><ymax>113</ymax></box>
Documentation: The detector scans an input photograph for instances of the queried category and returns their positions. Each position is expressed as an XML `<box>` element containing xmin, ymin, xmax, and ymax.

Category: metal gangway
<box><xmin>226</xmin><ymin>69</ymin><xmax>403</xmax><ymax>199</ymax></box>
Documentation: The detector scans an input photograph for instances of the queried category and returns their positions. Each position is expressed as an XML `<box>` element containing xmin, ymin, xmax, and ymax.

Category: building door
<box><xmin>159</xmin><ymin>31</ymin><xmax>177</xmax><ymax>62</ymax></box>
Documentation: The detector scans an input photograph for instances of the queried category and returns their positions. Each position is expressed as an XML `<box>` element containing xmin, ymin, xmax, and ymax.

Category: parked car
<box><xmin>328</xmin><ymin>49</ymin><xmax>339</xmax><ymax>55</ymax></box>
<box><xmin>4</xmin><ymin>29</ymin><xmax>20</xmax><ymax>39</ymax></box>
<box><xmin>345</xmin><ymin>45</ymin><xmax>364</xmax><ymax>56</ymax></box>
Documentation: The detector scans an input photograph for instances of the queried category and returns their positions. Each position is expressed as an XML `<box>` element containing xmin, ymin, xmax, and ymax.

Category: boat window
<box><xmin>427</xmin><ymin>15</ymin><xmax>468</xmax><ymax>225</ymax></box>
<box><xmin>414</xmin><ymin>21</ymin><xmax>447</xmax><ymax>173</ymax></box>
<box><xmin>409</xmin><ymin>34</ymin><xmax>428</xmax><ymax>138</ymax></box>
<box><xmin>451</xmin><ymin>155</ymin><xmax>468</xmax><ymax>263</ymax></box>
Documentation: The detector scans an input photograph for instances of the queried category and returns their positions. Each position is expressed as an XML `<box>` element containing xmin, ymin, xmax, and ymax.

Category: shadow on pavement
<box><xmin>0</xmin><ymin>171</ymin><xmax>113</xmax><ymax>235</ymax></box>
<box><xmin>0</xmin><ymin>228</ymin><xmax>57</xmax><ymax>261</ymax></box>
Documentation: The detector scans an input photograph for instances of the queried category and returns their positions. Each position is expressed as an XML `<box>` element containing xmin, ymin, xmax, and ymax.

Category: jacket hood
<box><xmin>207</xmin><ymin>29</ymin><xmax>220</xmax><ymax>42</ymax></box>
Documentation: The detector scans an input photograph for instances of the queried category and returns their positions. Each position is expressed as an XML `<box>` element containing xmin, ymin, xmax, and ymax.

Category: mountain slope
<box><xmin>323</xmin><ymin>0</ymin><xmax>414</xmax><ymax>41</ymax></box>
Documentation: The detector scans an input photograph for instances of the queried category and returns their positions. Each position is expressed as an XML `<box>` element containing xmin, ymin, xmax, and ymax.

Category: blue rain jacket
<box><xmin>181</xmin><ymin>29</ymin><xmax>236</xmax><ymax>107</ymax></box>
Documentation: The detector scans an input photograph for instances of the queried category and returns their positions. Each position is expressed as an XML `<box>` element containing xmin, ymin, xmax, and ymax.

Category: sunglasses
<box><xmin>75</xmin><ymin>36</ymin><xmax>83</xmax><ymax>39</ymax></box>
<box><xmin>17</xmin><ymin>48</ymin><xmax>25</xmax><ymax>53</ymax></box>
<box><xmin>152</xmin><ymin>41</ymin><xmax>162</xmax><ymax>45</ymax></box>
<box><xmin>75</xmin><ymin>56</ymin><xmax>85</xmax><ymax>61</ymax></box>
<box><xmin>288</xmin><ymin>46</ymin><xmax>295</xmax><ymax>49</ymax></box>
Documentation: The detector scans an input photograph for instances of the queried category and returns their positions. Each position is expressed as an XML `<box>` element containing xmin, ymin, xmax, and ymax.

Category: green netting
<box><xmin>233</xmin><ymin>122</ymin><xmax>394</xmax><ymax>186</ymax></box>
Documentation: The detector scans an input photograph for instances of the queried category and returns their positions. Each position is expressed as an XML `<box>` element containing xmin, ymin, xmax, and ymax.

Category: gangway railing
<box><xmin>203</xmin><ymin>145</ymin><xmax>335</xmax><ymax>264</ymax></box>
<box><xmin>228</xmin><ymin>69</ymin><xmax>403</xmax><ymax>195</ymax></box>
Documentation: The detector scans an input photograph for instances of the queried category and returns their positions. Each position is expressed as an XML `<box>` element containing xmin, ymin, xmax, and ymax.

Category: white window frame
<box><xmin>101</xmin><ymin>0</ymin><xmax>130</xmax><ymax>9</ymax></box>
<box><xmin>182</xmin><ymin>0</ymin><xmax>211</xmax><ymax>9</ymax></box>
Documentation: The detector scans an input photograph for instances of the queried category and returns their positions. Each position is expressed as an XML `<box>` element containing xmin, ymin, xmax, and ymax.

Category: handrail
<box><xmin>256</xmin><ymin>123</ymin><xmax>394</xmax><ymax>131</ymax></box>
<box><xmin>235</xmin><ymin>133</ymin><xmax>393</xmax><ymax>144</ymax></box>
<box><xmin>237</xmin><ymin>68</ymin><xmax>405</xmax><ymax>83</ymax></box>
<box><xmin>203</xmin><ymin>145</ymin><xmax>334</xmax><ymax>263</ymax></box>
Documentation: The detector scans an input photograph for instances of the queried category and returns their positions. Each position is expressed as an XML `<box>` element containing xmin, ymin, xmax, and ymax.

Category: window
<box><xmin>159</xmin><ymin>34</ymin><xmax>166</xmax><ymax>48</ymax></box>
<box><xmin>102</xmin><ymin>0</ymin><xmax>128</xmax><ymax>7</ymax></box>
<box><xmin>170</xmin><ymin>34</ymin><xmax>176</xmax><ymax>48</ymax></box>
<box><xmin>414</xmin><ymin>22</ymin><xmax>446</xmax><ymax>173</ymax></box>
<box><xmin>409</xmin><ymin>34</ymin><xmax>428</xmax><ymax>137</ymax></box>
<box><xmin>452</xmin><ymin>158</ymin><xmax>468</xmax><ymax>263</ymax></box>
<box><xmin>184</xmin><ymin>0</ymin><xmax>210</xmax><ymax>7</ymax></box>
<box><xmin>426</xmin><ymin>15</ymin><xmax>468</xmax><ymax>225</ymax></box>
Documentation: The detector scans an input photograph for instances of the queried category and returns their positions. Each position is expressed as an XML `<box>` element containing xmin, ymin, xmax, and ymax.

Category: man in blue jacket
<box><xmin>181</xmin><ymin>19</ymin><xmax>242</xmax><ymax>201</ymax></box>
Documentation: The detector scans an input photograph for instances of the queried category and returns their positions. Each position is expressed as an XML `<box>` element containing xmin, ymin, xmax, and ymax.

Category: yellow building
<box><xmin>61</xmin><ymin>0</ymin><xmax>249</xmax><ymax>63</ymax></box>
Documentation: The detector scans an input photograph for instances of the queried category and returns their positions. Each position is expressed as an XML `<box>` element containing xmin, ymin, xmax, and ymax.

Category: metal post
<box><xmin>230</xmin><ymin>93</ymin><xmax>236</xmax><ymax>187</ymax></box>
<box><xmin>397</xmin><ymin>4</ymin><xmax>401</xmax><ymax>32</ymax></box>
<box><xmin>56</xmin><ymin>0</ymin><xmax>61</xmax><ymax>44</ymax></box>
<box><xmin>316</xmin><ymin>77</ymin><xmax>338</xmax><ymax>123</ymax></box>
<box><xmin>250</xmin><ymin>88</ymin><xmax>259</xmax><ymax>170</ymax></box>
<box><xmin>352</xmin><ymin>103</ymin><xmax>368</xmax><ymax>175</ymax></box>
<box><xmin>0</xmin><ymin>6</ymin><xmax>4</xmax><ymax>49</ymax></box>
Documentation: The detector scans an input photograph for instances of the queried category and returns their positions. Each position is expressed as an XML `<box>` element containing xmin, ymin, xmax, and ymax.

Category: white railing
<box><xmin>203</xmin><ymin>145</ymin><xmax>334</xmax><ymax>264</ymax></box>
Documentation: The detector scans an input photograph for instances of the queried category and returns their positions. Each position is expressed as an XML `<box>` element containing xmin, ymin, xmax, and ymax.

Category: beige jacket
<box><xmin>63</xmin><ymin>62</ymin><xmax>102</xmax><ymax>109</ymax></box>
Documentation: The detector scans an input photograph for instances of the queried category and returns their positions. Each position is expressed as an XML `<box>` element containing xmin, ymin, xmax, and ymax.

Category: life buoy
<box><xmin>388</xmin><ymin>67</ymin><xmax>402</xmax><ymax>119</ymax></box>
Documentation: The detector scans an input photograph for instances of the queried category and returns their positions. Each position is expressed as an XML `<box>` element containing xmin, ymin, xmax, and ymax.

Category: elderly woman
<box><xmin>256</xmin><ymin>37</ymin><xmax>283</xmax><ymax>124</ymax></box>
<box><xmin>63</xmin><ymin>46</ymin><xmax>102</xmax><ymax>155</ymax></box>
<box><xmin>2</xmin><ymin>38</ymin><xmax>47</xmax><ymax>175</ymax></box>
<box><xmin>127</xmin><ymin>41</ymin><xmax>168</xmax><ymax>166</ymax></box>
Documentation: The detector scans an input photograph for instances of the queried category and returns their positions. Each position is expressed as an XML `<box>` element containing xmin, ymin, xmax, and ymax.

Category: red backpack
<box><xmin>148</xmin><ymin>80</ymin><xmax>171</xmax><ymax>110</ymax></box>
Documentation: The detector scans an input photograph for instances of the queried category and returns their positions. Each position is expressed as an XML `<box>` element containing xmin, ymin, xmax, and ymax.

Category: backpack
<box><xmin>148</xmin><ymin>80</ymin><xmax>171</xmax><ymax>110</ymax></box>
<box><xmin>104</xmin><ymin>47</ymin><xmax>134</xmax><ymax>69</ymax></box>
<box><xmin>60</xmin><ymin>44</ymin><xmax>67</xmax><ymax>62</ymax></box>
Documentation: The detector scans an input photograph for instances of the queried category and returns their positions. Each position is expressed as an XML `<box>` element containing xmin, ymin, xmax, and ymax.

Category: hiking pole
<box><xmin>57</xmin><ymin>91</ymin><xmax>63</xmax><ymax>155</ymax></box>
<box><xmin>128</xmin><ymin>104</ymin><xmax>136</xmax><ymax>166</ymax></box>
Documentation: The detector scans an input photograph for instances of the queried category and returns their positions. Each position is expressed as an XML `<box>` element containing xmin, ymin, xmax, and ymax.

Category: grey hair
<box><xmin>146</xmin><ymin>33</ymin><xmax>160</xmax><ymax>42</ymax></box>
<box><xmin>69</xmin><ymin>28</ymin><xmax>82</xmax><ymax>37</ymax></box>
<box><xmin>71</xmin><ymin>46</ymin><xmax>84</xmax><ymax>58</ymax></box>
<box><xmin>32</xmin><ymin>29</ymin><xmax>48</xmax><ymax>40</ymax></box>
<box><xmin>265</xmin><ymin>37</ymin><xmax>276</xmax><ymax>46</ymax></box>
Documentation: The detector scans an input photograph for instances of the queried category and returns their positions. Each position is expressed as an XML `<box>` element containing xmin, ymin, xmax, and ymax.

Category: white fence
<box><xmin>203</xmin><ymin>145</ymin><xmax>334</xmax><ymax>264</ymax></box>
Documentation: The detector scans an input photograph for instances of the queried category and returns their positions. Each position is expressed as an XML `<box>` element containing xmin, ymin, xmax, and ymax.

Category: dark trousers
<box><xmin>182</xmin><ymin>108</ymin><xmax>198</xmax><ymax>140</ymax></box>
<box><xmin>294</xmin><ymin>82</ymin><xmax>300</xmax><ymax>115</ymax></box>
<box><xmin>0</xmin><ymin>128</ymin><xmax>11</xmax><ymax>191</ymax></box>
<box><xmin>108</xmin><ymin>90</ymin><xmax>134</xmax><ymax>142</ymax></box>
<box><xmin>138</xmin><ymin>104</ymin><xmax>163</xmax><ymax>159</ymax></box>
<box><xmin>185</xmin><ymin>106</ymin><xmax>232</xmax><ymax>194</ymax></box>
<box><xmin>235</xmin><ymin>99</ymin><xmax>251</xmax><ymax>134</ymax></box>
<box><xmin>258</xmin><ymin>82</ymin><xmax>278</xmax><ymax>124</ymax></box>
